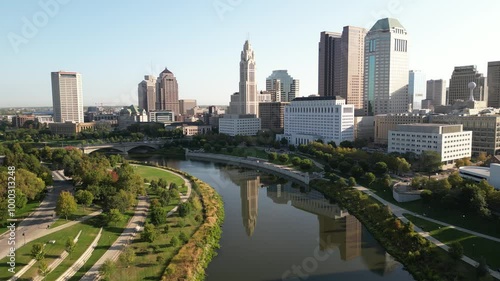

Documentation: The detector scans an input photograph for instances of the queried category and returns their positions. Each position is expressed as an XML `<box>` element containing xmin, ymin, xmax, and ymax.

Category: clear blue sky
<box><xmin>1</xmin><ymin>0</ymin><xmax>499</xmax><ymax>107</ymax></box>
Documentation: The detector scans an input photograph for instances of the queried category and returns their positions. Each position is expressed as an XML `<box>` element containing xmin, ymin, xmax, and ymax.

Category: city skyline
<box><xmin>2</xmin><ymin>0</ymin><xmax>500</xmax><ymax>107</ymax></box>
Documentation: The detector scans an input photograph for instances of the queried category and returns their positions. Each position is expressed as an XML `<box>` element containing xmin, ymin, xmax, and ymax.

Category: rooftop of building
<box><xmin>292</xmin><ymin>96</ymin><xmax>344</xmax><ymax>102</ymax></box>
<box><xmin>369</xmin><ymin>18</ymin><xmax>405</xmax><ymax>32</ymax></box>
<box><xmin>459</xmin><ymin>166</ymin><xmax>490</xmax><ymax>178</ymax></box>
<box><xmin>394</xmin><ymin>123</ymin><xmax>465</xmax><ymax>134</ymax></box>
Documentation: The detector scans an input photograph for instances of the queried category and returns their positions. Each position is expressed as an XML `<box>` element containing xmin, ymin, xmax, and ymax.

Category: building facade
<box><xmin>430</xmin><ymin>114</ymin><xmax>500</xmax><ymax>156</ymax></box>
<box><xmin>179</xmin><ymin>99</ymin><xmax>197</xmax><ymax>115</ymax></box>
<box><xmin>374</xmin><ymin>113</ymin><xmax>429</xmax><ymax>144</ymax></box>
<box><xmin>49</xmin><ymin>121</ymin><xmax>111</xmax><ymax>137</ymax></box>
<box><xmin>51</xmin><ymin>71</ymin><xmax>84</xmax><ymax>123</ymax></box>
<box><xmin>488</xmin><ymin>61</ymin><xmax>500</xmax><ymax>108</ymax></box>
<box><xmin>280</xmin><ymin>96</ymin><xmax>354</xmax><ymax>146</ymax></box>
<box><xmin>157</xmin><ymin>68</ymin><xmax>180</xmax><ymax>114</ymax></box>
<box><xmin>318</xmin><ymin>27</ymin><xmax>366</xmax><ymax>110</ymax></box>
<box><xmin>165</xmin><ymin>123</ymin><xmax>212</xmax><ymax>136</ymax></box>
<box><xmin>230</xmin><ymin>41</ymin><xmax>259</xmax><ymax>116</ymax></box>
<box><xmin>138</xmin><ymin>75</ymin><xmax>157</xmax><ymax>113</ymax></box>
<box><xmin>258</xmin><ymin>102</ymin><xmax>289</xmax><ymax>132</ymax></box>
<box><xmin>448</xmin><ymin>65</ymin><xmax>487</xmax><ymax>105</ymax></box>
<box><xmin>219</xmin><ymin>114</ymin><xmax>261</xmax><ymax>136</ymax></box>
<box><xmin>266</xmin><ymin>70</ymin><xmax>299</xmax><ymax>102</ymax></box>
<box><xmin>409</xmin><ymin>70</ymin><xmax>426</xmax><ymax>110</ymax></box>
<box><xmin>364</xmin><ymin>18</ymin><xmax>410</xmax><ymax>116</ymax></box>
<box><xmin>149</xmin><ymin>111</ymin><xmax>174</xmax><ymax>124</ymax></box>
<box><xmin>388</xmin><ymin>124</ymin><xmax>472</xmax><ymax>164</ymax></box>
<box><xmin>426</xmin><ymin>79</ymin><xmax>447</xmax><ymax>107</ymax></box>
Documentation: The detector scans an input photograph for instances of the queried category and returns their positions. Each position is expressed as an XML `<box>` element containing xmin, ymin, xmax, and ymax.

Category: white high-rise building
<box><xmin>364</xmin><ymin>18</ymin><xmax>409</xmax><ymax>116</ymax></box>
<box><xmin>266</xmin><ymin>70</ymin><xmax>299</xmax><ymax>102</ymax></box>
<box><xmin>409</xmin><ymin>70</ymin><xmax>427</xmax><ymax>110</ymax></box>
<box><xmin>219</xmin><ymin>114</ymin><xmax>261</xmax><ymax>136</ymax></box>
<box><xmin>51</xmin><ymin>71</ymin><xmax>84</xmax><ymax>123</ymax></box>
<box><xmin>279</xmin><ymin>96</ymin><xmax>354</xmax><ymax>146</ymax></box>
<box><xmin>230</xmin><ymin>40</ymin><xmax>259</xmax><ymax>116</ymax></box>
<box><xmin>426</xmin><ymin>79</ymin><xmax>447</xmax><ymax>107</ymax></box>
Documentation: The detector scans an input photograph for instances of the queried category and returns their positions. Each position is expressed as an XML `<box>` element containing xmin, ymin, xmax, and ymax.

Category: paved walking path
<box><xmin>80</xmin><ymin>166</ymin><xmax>192</xmax><ymax>281</ymax></box>
<box><xmin>354</xmin><ymin>185</ymin><xmax>500</xmax><ymax>279</ymax></box>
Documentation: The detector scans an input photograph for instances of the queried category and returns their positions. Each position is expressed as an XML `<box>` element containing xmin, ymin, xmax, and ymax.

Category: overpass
<box><xmin>81</xmin><ymin>141</ymin><xmax>162</xmax><ymax>154</ymax></box>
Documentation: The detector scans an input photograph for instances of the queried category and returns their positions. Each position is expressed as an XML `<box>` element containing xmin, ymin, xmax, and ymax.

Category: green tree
<box><xmin>268</xmin><ymin>152</ymin><xmax>278</xmax><ymax>162</ymax></box>
<box><xmin>373</xmin><ymin>162</ymin><xmax>388</xmax><ymax>175</ymax></box>
<box><xmin>420</xmin><ymin>189</ymin><xmax>433</xmax><ymax>204</ymax></box>
<box><xmin>338</xmin><ymin>161</ymin><xmax>351</xmax><ymax>174</ymax></box>
<box><xmin>349</xmin><ymin>165</ymin><xmax>364</xmax><ymax>179</ymax></box>
<box><xmin>151</xmin><ymin>206</ymin><xmax>168</xmax><ymax>225</ymax></box>
<box><xmin>65</xmin><ymin>237</ymin><xmax>76</xmax><ymax>259</ymax></box>
<box><xmin>75</xmin><ymin>190</ymin><xmax>94</xmax><ymax>209</ymax></box>
<box><xmin>158</xmin><ymin>188</ymin><xmax>172</xmax><ymax>207</ymax></box>
<box><xmin>395</xmin><ymin>157</ymin><xmax>411</xmax><ymax>175</ymax></box>
<box><xmin>38</xmin><ymin>260</ymin><xmax>49</xmax><ymax>276</ymax></box>
<box><xmin>100</xmin><ymin>259</ymin><xmax>116</xmax><ymax>280</ymax></box>
<box><xmin>449</xmin><ymin>241</ymin><xmax>464</xmax><ymax>262</ymax></box>
<box><xmin>420</xmin><ymin>151</ymin><xmax>442</xmax><ymax>177</ymax></box>
<box><xmin>278</xmin><ymin>153</ymin><xmax>289</xmax><ymax>163</ymax></box>
<box><xmin>300</xmin><ymin>159</ymin><xmax>313</xmax><ymax>170</ymax></box>
<box><xmin>170</xmin><ymin>236</ymin><xmax>180</xmax><ymax>247</ymax></box>
<box><xmin>364</xmin><ymin>172</ymin><xmax>376</xmax><ymax>186</ymax></box>
<box><xmin>178</xmin><ymin>232</ymin><xmax>189</xmax><ymax>244</ymax></box>
<box><xmin>31</xmin><ymin>243</ymin><xmax>45</xmax><ymax>261</ymax></box>
<box><xmin>336</xmin><ymin>178</ymin><xmax>348</xmax><ymax>189</ymax></box>
<box><xmin>280</xmin><ymin>137</ymin><xmax>288</xmax><ymax>146</ymax></box>
<box><xmin>106</xmin><ymin>208</ymin><xmax>125</xmax><ymax>226</ymax></box>
<box><xmin>142</xmin><ymin>223</ymin><xmax>157</xmax><ymax>243</ymax></box>
<box><xmin>448</xmin><ymin>172</ymin><xmax>463</xmax><ymax>188</ymax></box>
<box><xmin>178</xmin><ymin>202</ymin><xmax>192</xmax><ymax>217</ymax></box>
<box><xmin>291</xmin><ymin>157</ymin><xmax>302</xmax><ymax>166</ymax></box>
<box><xmin>348</xmin><ymin>177</ymin><xmax>357</xmax><ymax>187</ymax></box>
<box><xmin>56</xmin><ymin>191</ymin><xmax>77</xmax><ymax>220</ymax></box>
<box><xmin>119</xmin><ymin>247</ymin><xmax>136</xmax><ymax>268</ymax></box>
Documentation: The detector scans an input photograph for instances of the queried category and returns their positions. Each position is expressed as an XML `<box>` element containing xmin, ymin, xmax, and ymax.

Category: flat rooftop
<box><xmin>459</xmin><ymin>166</ymin><xmax>490</xmax><ymax>178</ymax></box>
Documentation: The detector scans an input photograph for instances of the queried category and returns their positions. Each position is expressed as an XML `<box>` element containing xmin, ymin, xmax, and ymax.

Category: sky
<box><xmin>1</xmin><ymin>0</ymin><xmax>499</xmax><ymax>107</ymax></box>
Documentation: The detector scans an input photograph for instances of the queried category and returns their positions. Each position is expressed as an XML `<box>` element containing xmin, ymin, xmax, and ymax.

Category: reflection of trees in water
<box><xmin>360</xmin><ymin>227</ymin><xmax>399</xmax><ymax>276</ymax></box>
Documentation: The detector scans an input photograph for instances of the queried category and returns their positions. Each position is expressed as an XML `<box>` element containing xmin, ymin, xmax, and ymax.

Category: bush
<box><xmin>178</xmin><ymin>202</ymin><xmax>192</xmax><ymax>217</ymax></box>
<box><xmin>291</xmin><ymin>157</ymin><xmax>302</xmax><ymax>167</ymax></box>
<box><xmin>170</xmin><ymin>236</ymin><xmax>180</xmax><ymax>247</ymax></box>
<box><xmin>278</xmin><ymin>154</ymin><xmax>289</xmax><ymax>163</ymax></box>
<box><xmin>449</xmin><ymin>241</ymin><xmax>464</xmax><ymax>261</ymax></box>
<box><xmin>179</xmin><ymin>232</ymin><xmax>189</xmax><ymax>244</ymax></box>
<box><xmin>300</xmin><ymin>159</ymin><xmax>313</xmax><ymax>170</ymax></box>
<box><xmin>151</xmin><ymin>207</ymin><xmax>168</xmax><ymax>225</ymax></box>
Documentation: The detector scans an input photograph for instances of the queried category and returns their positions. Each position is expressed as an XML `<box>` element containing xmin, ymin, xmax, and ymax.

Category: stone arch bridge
<box><xmin>81</xmin><ymin>141</ymin><xmax>162</xmax><ymax>154</ymax></box>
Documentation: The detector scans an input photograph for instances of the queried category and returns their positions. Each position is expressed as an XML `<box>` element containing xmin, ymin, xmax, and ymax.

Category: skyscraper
<box><xmin>448</xmin><ymin>65</ymin><xmax>487</xmax><ymax>105</ymax></box>
<box><xmin>266</xmin><ymin>70</ymin><xmax>299</xmax><ymax>102</ymax></box>
<box><xmin>51</xmin><ymin>71</ymin><xmax>83</xmax><ymax>123</ymax></box>
<box><xmin>318</xmin><ymin>27</ymin><xmax>366</xmax><ymax>109</ymax></box>
<box><xmin>408</xmin><ymin>70</ymin><xmax>426</xmax><ymax>110</ymax></box>
<box><xmin>179</xmin><ymin>99</ymin><xmax>197</xmax><ymax>115</ymax></box>
<box><xmin>138</xmin><ymin>75</ymin><xmax>157</xmax><ymax>113</ymax></box>
<box><xmin>318</xmin><ymin>31</ymin><xmax>341</xmax><ymax>97</ymax></box>
<box><xmin>231</xmin><ymin>40</ymin><xmax>258</xmax><ymax>116</ymax></box>
<box><xmin>426</xmin><ymin>79</ymin><xmax>447</xmax><ymax>107</ymax></box>
<box><xmin>364</xmin><ymin>18</ymin><xmax>410</xmax><ymax>116</ymax></box>
<box><xmin>488</xmin><ymin>61</ymin><xmax>500</xmax><ymax>108</ymax></box>
<box><xmin>157</xmin><ymin>67</ymin><xmax>180</xmax><ymax>114</ymax></box>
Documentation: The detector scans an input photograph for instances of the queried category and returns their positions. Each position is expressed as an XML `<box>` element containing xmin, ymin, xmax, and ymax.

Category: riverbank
<box><xmin>160</xmin><ymin>168</ymin><xmax>224</xmax><ymax>281</ymax></box>
<box><xmin>312</xmin><ymin>179</ymin><xmax>491</xmax><ymax>281</ymax></box>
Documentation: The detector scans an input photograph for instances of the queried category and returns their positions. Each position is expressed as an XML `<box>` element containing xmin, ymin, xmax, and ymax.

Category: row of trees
<box><xmin>267</xmin><ymin>152</ymin><xmax>314</xmax><ymax>170</ymax></box>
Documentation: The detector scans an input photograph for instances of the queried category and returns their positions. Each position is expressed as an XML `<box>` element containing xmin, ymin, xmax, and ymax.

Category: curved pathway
<box><xmin>354</xmin><ymin>185</ymin><xmax>500</xmax><ymax>279</ymax></box>
<box><xmin>80</xmin><ymin>166</ymin><xmax>192</xmax><ymax>281</ymax></box>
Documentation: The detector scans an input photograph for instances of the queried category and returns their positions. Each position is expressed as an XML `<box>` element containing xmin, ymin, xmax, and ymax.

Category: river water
<box><xmin>130</xmin><ymin>156</ymin><xmax>415</xmax><ymax>281</ymax></box>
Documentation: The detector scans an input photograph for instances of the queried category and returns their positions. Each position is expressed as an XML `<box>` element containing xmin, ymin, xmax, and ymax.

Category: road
<box><xmin>0</xmin><ymin>170</ymin><xmax>74</xmax><ymax>259</ymax></box>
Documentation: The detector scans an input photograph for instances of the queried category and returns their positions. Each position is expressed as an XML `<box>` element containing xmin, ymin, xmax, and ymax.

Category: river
<box><xmin>129</xmin><ymin>156</ymin><xmax>415</xmax><ymax>281</ymax></box>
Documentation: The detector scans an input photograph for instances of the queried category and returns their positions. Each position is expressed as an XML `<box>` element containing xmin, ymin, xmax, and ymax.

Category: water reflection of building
<box><xmin>318</xmin><ymin>215</ymin><xmax>361</xmax><ymax>261</ymax></box>
<box><xmin>220</xmin><ymin>167</ymin><xmax>260</xmax><ymax>236</ymax></box>
<box><xmin>360</xmin><ymin>227</ymin><xmax>399</xmax><ymax>276</ymax></box>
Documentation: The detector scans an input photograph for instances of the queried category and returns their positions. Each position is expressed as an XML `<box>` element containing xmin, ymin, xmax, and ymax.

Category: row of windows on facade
<box><xmin>286</xmin><ymin>107</ymin><xmax>349</xmax><ymax>113</ymax></box>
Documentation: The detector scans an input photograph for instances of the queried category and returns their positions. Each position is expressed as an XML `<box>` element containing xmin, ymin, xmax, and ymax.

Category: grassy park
<box><xmin>404</xmin><ymin>214</ymin><xmax>500</xmax><ymax>270</ymax></box>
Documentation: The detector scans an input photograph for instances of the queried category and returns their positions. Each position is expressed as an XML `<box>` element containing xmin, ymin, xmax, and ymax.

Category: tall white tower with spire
<box><xmin>238</xmin><ymin>40</ymin><xmax>258</xmax><ymax>116</ymax></box>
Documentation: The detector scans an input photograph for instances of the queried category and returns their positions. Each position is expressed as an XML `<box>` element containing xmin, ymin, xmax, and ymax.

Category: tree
<box><xmin>420</xmin><ymin>190</ymin><xmax>433</xmax><ymax>204</ymax></box>
<box><xmin>477</xmin><ymin>152</ymin><xmax>488</xmax><ymax>162</ymax></box>
<box><xmin>280</xmin><ymin>137</ymin><xmax>288</xmax><ymax>146</ymax></box>
<box><xmin>420</xmin><ymin>151</ymin><xmax>442</xmax><ymax>177</ymax></box>
<box><xmin>100</xmin><ymin>259</ymin><xmax>116</xmax><ymax>280</ymax></box>
<box><xmin>38</xmin><ymin>260</ymin><xmax>49</xmax><ymax>276</ymax></box>
<box><xmin>31</xmin><ymin>243</ymin><xmax>45</xmax><ymax>261</ymax></box>
<box><xmin>106</xmin><ymin>208</ymin><xmax>125</xmax><ymax>226</ymax></box>
<box><xmin>158</xmin><ymin>188</ymin><xmax>172</xmax><ymax>207</ymax></box>
<box><xmin>339</xmin><ymin>140</ymin><xmax>353</xmax><ymax>148</ymax></box>
<box><xmin>56</xmin><ymin>191</ymin><xmax>77</xmax><ymax>220</ymax></box>
<box><xmin>178</xmin><ymin>202</ymin><xmax>192</xmax><ymax>217</ymax></box>
<box><xmin>142</xmin><ymin>223</ymin><xmax>157</xmax><ymax>243</ymax></box>
<box><xmin>449</xmin><ymin>241</ymin><xmax>464</xmax><ymax>262</ymax></box>
<box><xmin>151</xmin><ymin>206</ymin><xmax>168</xmax><ymax>225</ymax></box>
<box><xmin>349</xmin><ymin>165</ymin><xmax>364</xmax><ymax>179</ymax></box>
<box><xmin>336</xmin><ymin>178</ymin><xmax>348</xmax><ymax>189</ymax></box>
<box><xmin>291</xmin><ymin>157</ymin><xmax>302</xmax><ymax>167</ymax></box>
<box><xmin>364</xmin><ymin>172</ymin><xmax>376</xmax><ymax>186</ymax></box>
<box><xmin>448</xmin><ymin>172</ymin><xmax>463</xmax><ymax>188</ymax></box>
<box><xmin>278</xmin><ymin>153</ymin><xmax>289</xmax><ymax>163</ymax></box>
<box><xmin>338</xmin><ymin>161</ymin><xmax>351</xmax><ymax>174</ymax></box>
<box><xmin>119</xmin><ymin>247</ymin><xmax>136</xmax><ymax>268</ymax></box>
<box><xmin>109</xmin><ymin>189</ymin><xmax>136</xmax><ymax>213</ymax></box>
<box><xmin>300</xmin><ymin>159</ymin><xmax>313</xmax><ymax>170</ymax></box>
<box><xmin>75</xmin><ymin>190</ymin><xmax>94</xmax><ymax>209</ymax></box>
<box><xmin>170</xmin><ymin>236</ymin><xmax>180</xmax><ymax>247</ymax></box>
<box><xmin>348</xmin><ymin>177</ymin><xmax>357</xmax><ymax>187</ymax></box>
<box><xmin>373</xmin><ymin>162</ymin><xmax>388</xmax><ymax>175</ymax></box>
<box><xmin>65</xmin><ymin>237</ymin><xmax>76</xmax><ymax>259</ymax></box>
<box><xmin>268</xmin><ymin>152</ymin><xmax>278</xmax><ymax>162</ymax></box>
<box><xmin>395</xmin><ymin>157</ymin><xmax>411</xmax><ymax>175</ymax></box>
<box><xmin>179</xmin><ymin>232</ymin><xmax>189</xmax><ymax>244</ymax></box>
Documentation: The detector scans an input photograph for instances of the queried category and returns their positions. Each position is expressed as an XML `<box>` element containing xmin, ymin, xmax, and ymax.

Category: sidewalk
<box><xmin>354</xmin><ymin>185</ymin><xmax>500</xmax><ymax>279</ymax></box>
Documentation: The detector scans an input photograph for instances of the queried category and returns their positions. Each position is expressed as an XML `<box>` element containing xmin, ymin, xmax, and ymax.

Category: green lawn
<box><xmin>51</xmin><ymin>205</ymin><xmax>101</xmax><ymax>229</ymax></box>
<box><xmin>0</xmin><ymin>219</ymin><xmax>100</xmax><ymax>280</ymax></box>
<box><xmin>110</xmin><ymin>195</ymin><xmax>203</xmax><ymax>281</ymax></box>
<box><xmin>404</xmin><ymin>214</ymin><xmax>500</xmax><ymax>270</ymax></box>
<box><xmin>0</xmin><ymin>200</ymin><xmax>42</xmax><ymax>234</ymax></box>
<box><xmin>67</xmin><ymin>211</ymin><xmax>134</xmax><ymax>281</ymax></box>
<box><xmin>132</xmin><ymin>165</ymin><xmax>184</xmax><ymax>187</ymax></box>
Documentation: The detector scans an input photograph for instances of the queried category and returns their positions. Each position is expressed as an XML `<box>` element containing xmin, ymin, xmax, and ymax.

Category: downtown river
<box><xmin>130</xmin><ymin>156</ymin><xmax>415</xmax><ymax>281</ymax></box>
